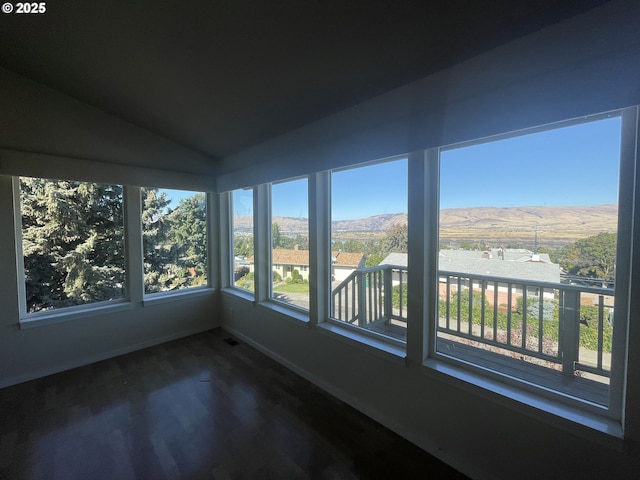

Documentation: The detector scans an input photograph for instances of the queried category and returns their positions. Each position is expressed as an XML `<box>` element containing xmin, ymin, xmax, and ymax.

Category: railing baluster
<box><xmin>598</xmin><ymin>294</ymin><xmax>604</xmax><ymax>371</ymax></box>
<box><xmin>468</xmin><ymin>277</ymin><xmax>474</xmax><ymax>336</ymax></box>
<box><xmin>507</xmin><ymin>283</ymin><xmax>512</xmax><ymax>346</ymax></box>
<box><xmin>446</xmin><ymin>276</ymin><xmax>451</xmax><ymax>330</ymax></box>
<box><xmin>456</xmin><ymin>277</ymin><xmax>462</xmax><ymax>333</ymax></box>
<box><xmin>397</xmin><ymin>269</ymin><xmax>403</xmax><ymax>319</ymax></box>
<box><xmin>522</xmin><ymin>285</ymin><xmax>528</xmax><ymax>351</ymax></box>
<box><xmin>351</xmin><ymin>276</ymin><xmax>356</xmax><ymax>323</ymax></box>
<box><xmin>480</xmin><ymin>280</ymin><xmax>486</xmax><ymax>340</ymax></box>
<box><xmin>538</xmin><ymin>292</ymin><xmax>544</xmax><ymax>354</ymax></box>
<box><xmin>358</xmin><ymin>271</ymin><xmax>366</xmax><ymax>327</ymax></box>
<box><xmin>493</xmin><ymin>281</ymin><xmax>498</xmax><ymax>341</ymax></box>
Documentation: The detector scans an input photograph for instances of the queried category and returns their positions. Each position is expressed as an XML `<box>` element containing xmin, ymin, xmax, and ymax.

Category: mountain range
<box><xmin>235</xmin><ymin>205</ymin><xmax>618</xmax><ymax>247</ymax></box>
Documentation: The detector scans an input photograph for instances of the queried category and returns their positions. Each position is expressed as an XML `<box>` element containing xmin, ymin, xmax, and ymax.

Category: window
<box><xmin>19</xmin><ymin>177</ymin><xmax>125</xmax><ymax>313</ymax></box>
<box><xmin>435</xmin><ymin>113</ymin><xmax>628</xmax><ymax>415</ymax></box>
<box><xmin>330</xmin><ymin>158</ymin><xmax>408</xmax><ymax>343</ymax></box>
<box><xmin>142</xmin><ymin>188</ymin><xmax>207</xmax><ymax>294</ymax></box>
<box><xmin>270</xmin><ymin>177</ymin><xmax>309</xmax><ymax>310</ymax></box>
<box><xmin>231</xmin><ymin>188</ymin><xmax>254</xmax><ymax>293</ymax></box>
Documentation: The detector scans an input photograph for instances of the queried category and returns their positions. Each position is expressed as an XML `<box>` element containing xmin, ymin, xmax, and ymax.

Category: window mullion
<box><xmin>207</xmin><ymin>192</ymin><xmax>220</xmax><ymax>290</ymax></box>
<box><xmin>123</xmin><ymin>185</ymin><xmax>143</xmax><ymax>304</ymax></box>
<box><xmin>407</xmin><ymin>149</ymin><xmax>439</xmax><ymax>365</ymax></box>
<box><xmin>254</xmin><ymin>184</ymin><xmax>270</xmax><ymax>303</ymax></box>
<box><xmin>609</xmin><ymin>106</ymin><xmax>639</xmax><ymax>419</ymax></box>
<box><xmin>309</xmin><ymin>171</ymin><xmax>331</xmax><ymax>326</ymax></box>
<box><xmin>3</xmin><ymin>176</ymin><xmax>23</xmax><ymax>322</ymax></box>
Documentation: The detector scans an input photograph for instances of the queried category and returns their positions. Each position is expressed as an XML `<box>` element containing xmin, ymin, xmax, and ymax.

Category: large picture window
<box><xmin>330</xmin><ymin>158</ymin><xmax>408</xmax><ymax>343</ymax></box>
<box><xmin>270</xmin><ymin>177</ymin><xmax>309</xmax><ymax>310</ymax></box>
<box><xmin>142</xmin><ymin>188</ymin><xmax>208</xmax><ymax>294</ymax></box>
<box><xmin>232</xmin><ymin>188</ymin><xmax>254</xmax><ymax>293</ymax></box>
<box><xmin>19</xmin><ymin>177</ymin><xmax>125</xmax><ymax>313</ymax></box>
<box><xmin>436</xmin><ymin>114</ymin><xmax>626</xmax><ymax>413</ymax></box>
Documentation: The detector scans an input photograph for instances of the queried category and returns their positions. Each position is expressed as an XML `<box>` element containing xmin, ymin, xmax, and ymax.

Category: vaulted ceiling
<box><xmin>0</xmin><ymin>0</ymin><xmax>611</xmax><ymax>168</ymax></box>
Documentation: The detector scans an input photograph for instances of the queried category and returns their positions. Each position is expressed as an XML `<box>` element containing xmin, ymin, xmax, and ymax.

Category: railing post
<box><xmin>358</xmin><ymin>270</ymin><xmax>367</xmax><ymax>327</ymax></box>
<box><xmin>384</xmin><ymin>267</ymin><xmax>393</xmax><ymax>322</ymax></box>
<box><xmin>560</xmin><ymin>289</ymin><xmax>580</xmax><ymax>377</ymax></box>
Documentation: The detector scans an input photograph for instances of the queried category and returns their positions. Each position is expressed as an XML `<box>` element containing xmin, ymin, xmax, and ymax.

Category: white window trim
<box><xmin>421</xmin><ymin>108</ymin><xmax>636</xmax><ymax>427</ymax></box>
<box><xmin>228</xmin><ymin>187</ymin><xmax>256</xmax><ymax>298</ymax></box>
<box><xmin>139</xmin><ymin>188</ymin><xmax>212</xmax><ymax>299</ymax></box>
<box><xmin>218</xmin><ymin>109</ymin><xmax>636</xmax><ymax>437</ymax></box>
<box><xmin>268</xmin><ymin>175</ymin><xmax>312</xmax><ymax>315</ymax></box>
<box><xmin>14</xmin><ymin>180</ymin><xmax>217</xmax><ymax>328</ymax></box>
<box><xmin>14</xmin><ymin>177</ymin><xmax>130</xmax><ymax>323</ymax></box>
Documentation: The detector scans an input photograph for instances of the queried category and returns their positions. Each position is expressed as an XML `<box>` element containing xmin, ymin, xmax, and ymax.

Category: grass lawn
<box><xmin>274</xmin><ymin>282</ymin><xmax>310</xmax><ymax>294</ymax></box>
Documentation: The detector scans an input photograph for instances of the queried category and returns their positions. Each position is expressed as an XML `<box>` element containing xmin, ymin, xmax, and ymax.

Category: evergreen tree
<box><xmin>21</xmin><ymin>178</ymin><xmax>125</xmax><ymax>312</ymax></box>
<box><xmin>167</xmin><ymin>193</ymin><xmax>208</xmax><ymax>286</ymax></box>
<box><xmin>141</xmin><ymin>187</ymin><xmax>173</xmax><ymax>293</ymax></box>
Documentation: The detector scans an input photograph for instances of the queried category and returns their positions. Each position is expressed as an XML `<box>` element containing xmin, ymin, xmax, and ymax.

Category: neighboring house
<box><xmin>250</xmin><ymin>249</ymin><xmax>366</xmax><ymax>282</ymax></box>
<box><xmin>331</xmin><ymin>251</ymin><xmax>365</xmax><ymax>282</ymax></box>
<box><xmin>381</xmin><ymin>249</ymin><xmax>561</xmax><ymax>308</ymax></box>
<box><xmin>439</xmin><ymin>248</ymin><xmax>560</xmax><ymax>308</ymax></box>
<box><xmin>271</xmin><ymin>248</ymin><xmax>310</xmax><ymax>280</ymax></box>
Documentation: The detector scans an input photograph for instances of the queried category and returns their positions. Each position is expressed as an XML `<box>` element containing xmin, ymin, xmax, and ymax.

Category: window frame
<box><xmin>268</xmin><ymin>176</ymin><xmax>311</xmax><ymax>314</ymax></box>
<box><xmin>14</xmin><ymin>176</ymin><xmax>129</xmax><ymax>321</ymax></box>
<box><xmin>141</xmin><ymin>187</ymin><xmax>210</xmax><ymax>298</ymax></box>
<box><xmin>424</xmin><ymin>108</ymin><xmax>635</xmax><ymax>423</ymax></box>
<box><xmin>326</xmin><ymin>156</ymin><xmax>409</xmax><ymax>348</ymax></box>
<box><xmin>229</xmin><ymin>187</ymin><xmax>256</xmax><ymax>298</ymax></box>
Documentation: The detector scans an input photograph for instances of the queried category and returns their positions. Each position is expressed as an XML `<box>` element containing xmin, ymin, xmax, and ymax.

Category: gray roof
<box><xmin>381</xmin><ymin>249</ymin><xmax>560</xmax><ymax>283</ymax></box>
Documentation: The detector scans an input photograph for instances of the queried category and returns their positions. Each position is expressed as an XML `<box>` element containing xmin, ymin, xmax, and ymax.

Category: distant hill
<box><xmin>234</xmin><ymin>205</ymin><xmax>618</xmax><ymax>247</ymax></box>
<box><xmin>439</xmin><ymin>205</ymin><xmax>617</xmax><ymax>248</ymax></box>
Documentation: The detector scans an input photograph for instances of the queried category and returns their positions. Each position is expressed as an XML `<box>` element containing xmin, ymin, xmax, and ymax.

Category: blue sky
<box><xmin>158</xmin><ymin>188</ymin><xmax>202</xmax><ymax>209</ymax></box>
<box><xmin>226</xmin><ymin>115</ymin><xmax>623</xmax><ymax>220</ymax></box>
<box><xmin>285</xmin><ymin>115</ymin><xmax>621</xmax><ymax>218</ymax></box>
<box><xmin>440</xmin><ymin>116</ymin><xmax>621</xmax><ymax>209</ymax></box>
<box><xmin>233</xmin><ymin>188</ymin><xmax>254</xmax><ymax>217</ymax></box>
<box><xmin>331</xmin><ymin>160</ymin><xmax>408</xmax><ymax>220</ymax></box>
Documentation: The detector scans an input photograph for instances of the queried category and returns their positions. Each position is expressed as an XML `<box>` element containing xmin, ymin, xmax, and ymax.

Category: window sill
<box><xmin>422</xmin><ymin>355</ymin><xmax>625</xmax><ymax>449</ymax></box>
<box><xmin>316</xmin><ymin>322</ymin><xmax>406</xmax><ymax>365</ymax></box>
<box><xmin>221</xmin><ymin>287</ymin><xmax>256</xmax><ymax>304</ymax></box>
<box><xmin>19</xmin><ymin>301</ymin><xmax>133</xmax><ymax>329</ymax></box>
<box><xmin>257</xmin><ymin>300</ymin><xmax>310</xmax><ymax>325</ymax></box>
<box><xmin>143</xmin><ymin>286</ymin><xmax>214</xmax><ymax>306</ymax></box>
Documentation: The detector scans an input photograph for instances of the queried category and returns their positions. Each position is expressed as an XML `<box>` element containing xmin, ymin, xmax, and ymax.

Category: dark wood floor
<box><xmin>0</xmin><ymin>328</ymin><xmax>470</xmax><ymax>479</ymax></box>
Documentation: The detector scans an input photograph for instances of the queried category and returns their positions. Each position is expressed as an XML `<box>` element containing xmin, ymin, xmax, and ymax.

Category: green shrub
<box><xmin>392</xmin><ymin>283</ymin><xmax>408</xmax><ymax>309</ymax></box>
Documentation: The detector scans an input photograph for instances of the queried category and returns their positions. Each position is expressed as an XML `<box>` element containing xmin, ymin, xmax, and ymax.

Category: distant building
<box><xmin>248</xmin><ymin>249</ymin><xmax>365</xmax><ymax>283</ymax></box>
<box><xmin>271</xmin><ymin>248</ymin><xmax>310</xmax><ymax>280</ymax></box>
<box><xmin>331</xmin><ymin>251</ymin><xmax>366</xmax><ymax>282</ymax></box>
<box><xmin>381</xmin><ymin>249</ymin><xmax>561</xmax><ymax>308</ymax></box>
<box><xmin>439</xmin><ymin>248</ymin><xmax>560</xmax><ymax>308</ymax></box>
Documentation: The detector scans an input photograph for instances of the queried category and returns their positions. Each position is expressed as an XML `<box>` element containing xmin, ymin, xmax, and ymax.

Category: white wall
<box><xmin>217</xmin><ymin>2</ymin><xmax>640</xmax><ymax>479</ymax></box>
<box><xmin>217</xmin><ymin>0</ymin><xmax>640</xmax><ymax>191</ymax></box>
<box><xmin>0</xmin><ymin>67</ymin><xmax>217</xmax><ymax>184</ymax></box>
<box><xmin>0</xmin><ymin>72</ymin><xmax>221</xmax><ymax>386</ymax></box>
<box><xmin>222</xmin><ymin>292</ymin><xmax>639</xmax><ymax>480</ymax></box>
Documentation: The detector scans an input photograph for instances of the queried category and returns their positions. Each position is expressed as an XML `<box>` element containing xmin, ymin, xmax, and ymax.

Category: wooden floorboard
<box><xmin>0</xmin><ymin>328</ymin><xmax>469</xmax><ymax>480</ymax></box>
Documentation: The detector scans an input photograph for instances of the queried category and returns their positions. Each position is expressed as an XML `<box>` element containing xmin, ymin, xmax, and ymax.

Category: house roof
<box><xmin>272</xmin><ymin>249</ymin><xmax>309</xmax><ymax>266</ymax></box>
<box><xmin>331</xmin><ymin>252</ymin><xmax>365</xmax><ymax>267</ymax></box>
<box><xmin>381</xmin><ymin>250</ymin><xmax>560</xmax><ymax>284</ymax></box>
